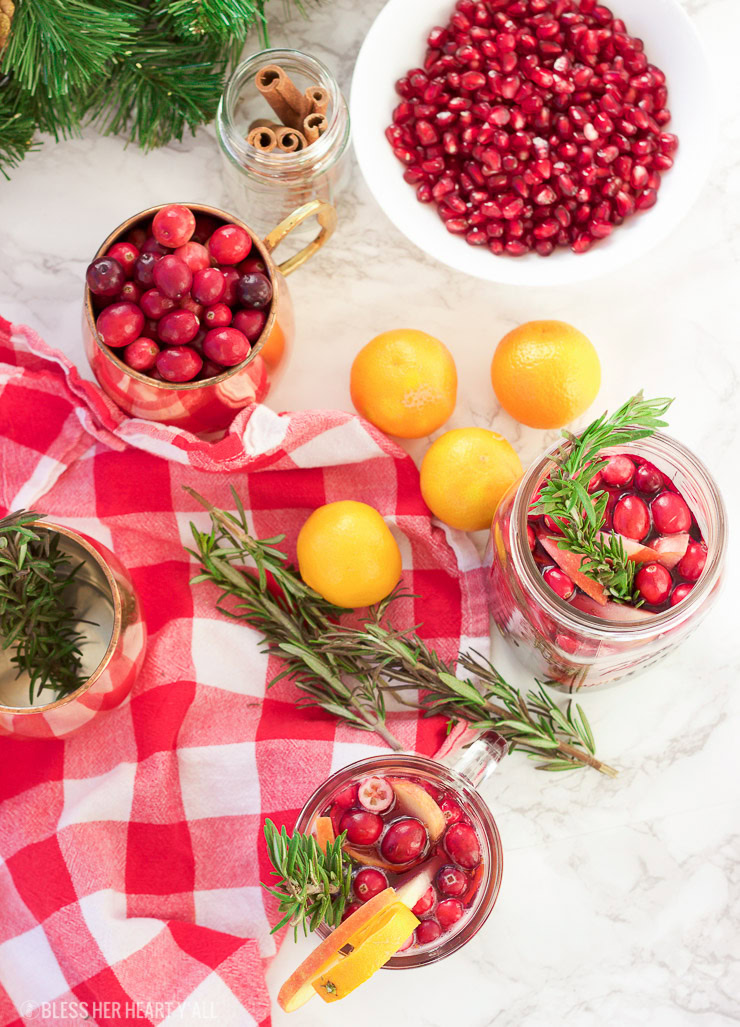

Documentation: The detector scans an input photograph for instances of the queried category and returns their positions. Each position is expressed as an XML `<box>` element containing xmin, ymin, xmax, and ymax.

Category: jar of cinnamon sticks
<box><xmin>217</xmin><ymin>49</ymin><xmax>350</xmax><ymax>237</ymax></box>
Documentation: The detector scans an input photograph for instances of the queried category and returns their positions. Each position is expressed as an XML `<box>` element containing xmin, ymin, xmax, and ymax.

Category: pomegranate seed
<box><xmin>636</xmin><ymin>188</ymin><xmax>658</xmax><ymax>210</ymax></box>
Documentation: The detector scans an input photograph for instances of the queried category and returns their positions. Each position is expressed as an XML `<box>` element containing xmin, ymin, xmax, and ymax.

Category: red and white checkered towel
<box><xmin>0</xmin><ymin>318</ymin><xmax>489</xmax><ymax>1027</ymax></box>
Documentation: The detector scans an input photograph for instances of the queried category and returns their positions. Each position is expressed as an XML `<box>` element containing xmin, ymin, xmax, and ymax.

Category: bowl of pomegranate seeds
<box><xmin>351</xmin><ymin>0</ymin><xmax>715</xmax><ymax>284</ymax></box>
<box><xmin>83</xmin><ymin>200</ymin><xmax>336</xmax><ymax>433</ymax></box>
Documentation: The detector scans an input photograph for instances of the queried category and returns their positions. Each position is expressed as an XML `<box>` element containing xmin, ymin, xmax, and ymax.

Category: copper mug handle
<box><xmin>262</xmin><ymin>199</ymin><xmax>337</xmax><ymax>276</ymax></box>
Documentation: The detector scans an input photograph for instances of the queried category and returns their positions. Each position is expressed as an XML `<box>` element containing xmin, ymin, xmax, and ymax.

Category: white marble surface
<box><xmin>2</xmin><ymin>0</ymin><xmax>739</xmax><ymax>1024</ymax></box>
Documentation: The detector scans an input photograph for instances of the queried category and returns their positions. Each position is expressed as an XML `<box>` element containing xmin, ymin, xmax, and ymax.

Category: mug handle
<box><xmin>262</xmin><ymin>199</ymin><xmax>337</xmax><ymax>276</ymax></box>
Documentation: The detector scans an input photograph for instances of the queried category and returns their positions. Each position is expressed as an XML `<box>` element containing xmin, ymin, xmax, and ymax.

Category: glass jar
<box><xmin>217</xmin><ymin>48</ymin><xmax>351</xmax><ymax>237</ymax></box>
<box><xmin>294</xmin><ymin>732</ymin><xmax>507</xmax><ymax>968</ymax></box>
<box><xmin>485</xmin><ymin>431</ymin><xmax>727</xmax><ymax>691</ymax></box>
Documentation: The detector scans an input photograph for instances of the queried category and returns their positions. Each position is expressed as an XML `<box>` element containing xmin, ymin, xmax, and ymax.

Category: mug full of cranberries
<box><xmin>83</xmin><ymin>199</ymin><xmax>336</xmax><ymax>434</ymax></box>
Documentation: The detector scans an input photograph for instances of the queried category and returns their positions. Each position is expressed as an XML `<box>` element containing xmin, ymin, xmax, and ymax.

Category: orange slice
<box><xmin>313</xmin><ymin>816</ymin><xmax>335</xmax><ymax>851</ymax></box>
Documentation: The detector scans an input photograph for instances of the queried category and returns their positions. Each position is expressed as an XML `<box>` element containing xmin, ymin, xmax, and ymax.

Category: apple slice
<box><xmin>538</xmin><ymin>534</ymin><xmax>608</xmax><ymax>605</ymax></box>
<box><xmin>387</xmin><ymin>777</ymin><xmax>446</xmax><ymax>844</ymax></box>
<box><xmin>652</xmin><ymin>532</ymin><xmax>690</xmax><ymax>569</ymax></box>
<box><xmin>313</xmin><ymin>816</ymin><xmax>335</xmax><ymax>852</ymax></box>
<box><xmin>277</xmin><ymin>888</ymin><xmax>398</xmax><ymax>1012</ymax></box>
<box><xmin>394</xmin><ymin>855</ymin><xmax>445</xmax><ymax>910</ymax></box>
<box><xmin>570</xmin><ymin>593</ymin><xmax>657</xmax><ymax>623</ymax></box>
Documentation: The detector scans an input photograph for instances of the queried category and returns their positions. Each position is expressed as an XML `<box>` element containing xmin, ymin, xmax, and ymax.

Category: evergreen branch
<box><xmin>157</xmin><ymin>0</ymin><xmax>260</xmax><ymax>44</ymax></box>
<box><xmin>0</xmin><ymin>87</ymin><xmax>40</xmax><ymax>179</ymax></box>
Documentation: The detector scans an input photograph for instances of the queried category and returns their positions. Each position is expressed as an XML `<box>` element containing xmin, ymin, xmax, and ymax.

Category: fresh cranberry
<box><xmin>670</xmin><ymin>583</ymin><xmax>694</xmax><ymax>606</ymax></box>
<box><xmin>96</xmin><ymin>301</ymin><xmax>144</xmax><ymax>348</ymax></box>
<box><xmin>635</xmin><ymin>562</ymin><xmax>673</xmax><ymax>605</ymax></box>
<box><xmin>634</xmin><ymin>461</ymin><xmax>663</xmax><ymax>493</ymax></box>
<box><xmin>203</xmin><ymin>303</ymin><xmax>232</xmax><ymax>328</ymax></box>
<box><xmin>158</xmin><ymin>310</ymin><xmax>200</xmax><ymax>346</ymax></box>
<box><xmin>133</xmin><ymin>252</ymin><xmax>158</xmax><ymax>288</ymax></box>
<box><xmin>436</xmin><ymin>899</ymin><xmax>464</xmax><ymax>931</ymax></box>
<box><xmin>526</xmin><ymin>523</ymin><xmax>537</xmax><ymax>551</ymax></box>
<box><xmin>155</xmin><ymin>346</ymin><xmax>202</xmax><ymax>382</ymax></box>
<box><xmin>438</xmin><ymin>797</ymin><xmax>463</xmax><ymax>826</ymax></box>
<box><xmin>152</xmin><ymin>204</ymin><xmax>196</xmax><ymax>248</ymax></box>
<box><xmin>232</xmin><ymin>308</ymin><xmax>267</xmax><ymax>342</ymax></box>
<box><xmin>119</xmin><ymin>281</ymin><xmax>141</xmax><ymax>304</ymax></box>
<box><xmin>106</xmin><ymin>242</ymin><xmax>139</xmax><ymax>278</ymax></box>
<box><xmin>419</xmin><ymin>781</ymin><xmax>443</xmax><ymax>801</ymax></box>
<box><xmin>198</xmin><ymin>359</ymin><xmax>226</xmax><ymax>380</ymax></box>
<box><xmin>412</xmin><ymin>886</ymin><xmax>435</xmax><ymax>916</ymax></box>
<box><xmin>587</xmin><ymin>470</ymin><xmax>603</xmax><ymax>493</ymax></box>
<box><xmin>141</xmin><ymin>236</ymin><xmax>169</xmax><ymax>258</ymax></box>
<box><xmin>332</xmin><ymin>783</ymin><xmax>359</xmax><ymax>808</ymax></box>
<box><xmin>203</xmin><ymin>327</ymin><xmax>249</xmax><ymax>367</ymax></box>
<box><xmin>192</xmin><ymin>214</ymin><xmax>222</xmax><ymax>245</ymax></box>
<box><xmin>652</xmin><ymin>491</ymin><xmax>691</xmax><ymax>534</ymax></box>
<box><xmin>153</xmin><ymin>255</ymin><xmax>192</xmax><ymax>300</ymax></box>
<box><xmin>236</xmin><ymin>272</ymin><xmax>273</xmax><ymax>309</ymax></box>
<box><xmin>677</xmin><ymin>540</ymin><xmax>706</xmax><ymax>582</ymax></box>
<box><xmin>354</xmin><ymin>868</ymin><xmax>388</xmax><ymax>903</ymax></box>
<box><xmin>126</xmin><ymin>226</ymin><xmax>147</xmax><ymax>249</ymax></box>
<box><xmin>123</xmin><ymin>338</ymin><xmax>159</xmax><ymax>372</ymax></box>
<box><xmin>207</xmin><ymin>224</ymin><xmax>252</xmax><ymax>265</ymax></box>
<box><xmin>219</xmin><ymin>267</ymin><xmax>241</xmax><ymax>305</ymax></box>
<box><xmin>174</xmin><ymin>241</ymin><xmax>211</xmax><ymax>272</ymax></box>
<box><xmin>87</xmin><ymin>256</ymin><xmax>125</xmax><ymax>297</ymax></box>
<box><xmin>380</xmin><ymin>818</ymin><xmax>427</xmax><ymax>865</ymax></box>
<box><xmin>415</xmin><ymin>919</ymin><xmax>442</xmax><ymax>946</ymax></box>
<box><xmin>613</xmin><ymin>494</ymin><xmax>650</xmax><ymax>540</ymax></box>
<box><xmin>436</xmin><ymin>865</ymin><xmax>467</xmax><ymax>897</ymax></box>
<box><xmin>443</xmin><ymin>823</ymin><xmax>480</xmax><ymax>869</ymax></box>
<box><xmin>142</xmin><ymin>318</ymin><xmax>160</xmax><ymax>340</ymax></box>
<box><xmin>543</xmin><ymin>566</ymin><xmax>575</xmax><ymax>600</ymax></box>
<box><xmin>600</xmin><ymin>455</ymin><xmax>635</xmax><ymax>487</ymax></box>
<box><xmin>192</xmin><ymin>268</ymin><xmax>226</xmax><ymax>306</ymax></box>
<box><xmin>358</xmin><ymin>777</ymin><xmax>395</xmax><ymax>813</ymax></box>
<box><xmin>140</xmin><ymin>289</ymin><xmax>176</xmax><ymax>320</ymax></box>
<box><xmin>341</xmin><ymin>901</ymin><xmax>362</xmax><ymax>922</ymax></box>
<box><xmin>179</xmin><ymin>295</ymin><xmax>204</xmax><ymax>318</ymax></box>
<box><xmin>339</xmin><ymin>808</ymin><xmax>384</xmax><ymax>846</ymax></box>
<box><xmin>238</xmin><ymin>254</ymin><xmax>268</xmax><ymax>275</ymax></box>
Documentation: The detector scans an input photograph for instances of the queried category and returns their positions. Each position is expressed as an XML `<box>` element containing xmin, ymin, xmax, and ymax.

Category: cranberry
<box><xmin>436</xmin><ymin>866</ymin><xmax>468</xmax><ymax>897</ymax></box>
<box><xmin>526</xmin><ymin>523</ymin><xmax>537</xmax><ymax>551</ymax></box>
<box><xmin>670</xmin><ymin>583</ymin><xmax>694</xmax><ymax>606</ymax></box>
<box><xmin>179</xmin><ymin>295</ymin><xmax>204</xmax><ymax>318</ymax></box>
<box><xmin>354</xmin><ymin>867</ymin><xmax>388</xmax><ymax>903</ymax></box>
<box><xmin>677</xmin><ymin>540</ymin><xmax>707</xmax><ymax>582</ymax></box>
<box><xmin>634</xmin><ymin>461</ymin><xmax>663</xmax><ymax>493</ymax></box>
<box><xmin>651</xmin><ymin>491</ymin><xmax>691</xmax><ymax>534</ymax></box>
<box><xmin>339</xmin><ymin>808</ymin><xmax>384</xmax><ymax>846</ymax></box>
<box><xmin>443</xmin><ymin>822</ymin><xmax>480</xmax><ymax>869</ymax></box>
<box><xmin>126</xmin><ymin>226</ymin><xmax>147</xmax><ymax>249</ymax></box>
<box><xmin>436</xmin><ymin>899</ymin><xmax>464</xmax><ymax>931</ymax></box>
<box><xmin>332</xmin><ymin>783</ymin><xmax>359</xmax><ymax>808</ymax></box>
<box><xmin>86</xmin><ymin>256</ymin><xmax>125</xmax><ymax>297</ymax></box>
<box><xmin>153</xmin><ymin>255</ymin><xmax>192</xmax><ymax>300</ymax></box>
<box><xmin>192</xmin><ymin>268</ymin><xmax>226</xmax><ymax>306</ymax></box>
<box><xmin>613</xmin><ymin>494</ymin><xmax>650</xmax><ymax>540</ymax></box>
<box><xmin>158</xmin><ymin>309</ymin><xmax>200</xmax><ymax>346</ymax></box>
<box><xmin>601</xmin><ymin>454</ymin><xmax>634</xmax><ymax>487</ymax></box>
<box><xmin>341</xmin><ymin>901</ymin><xmax>362</xmax><ymax>922</ymax></box>
<box><xmin>155</xmin><ymin>346</ymin><xmax>202</xmax><ymax>383</ymax></box>
<box><xmin>219</xmin><ymin>267</ymin><xmax>241</xmax><ymax>305</ymax></box>
<box><xmin>412</xmin><ymin>886</ymin><xmax>435</xmax><ymax>916</ymax></box>
<box><xmin>199</xmin><ymin>359</ymin><xmax>226</xmax><ymax>380</ymax></box>
<box><xmin>192</xmin><ymin>214</ymin><xmax>222</xmax><ymax>245</ymax></box>
<box><xmin>232</xmin><ymin>308</ymin><xmax>267</xmax><ymax>342</ymax></box>
<box><xmin>203</xmin><ymin>327</ymin><xmax>249</xmax><ymax>367</ymax></box>
<box><xmin>380</xmin><ymin>818</ymin><xmax>427</xmax><ymax>865</ymax></box>
<box><xmin>357</xmin><ymin>777</ymin><xmax>395</xmax><ymax>813</ymax></box>
<box><xmin>238</xmin><ymin>254</ymin><xmax>268</xmax><ymax>275</ymax></box>
<box><xmin>119</xmin><ymin>281</ymin><xmax>141</xmax><ymax>304</ymax></box>
<box><xmin>415</xmin><ymin>919</ymin><xmax>442</xmax><ymax>946</ymax></box>
<box><xmin>123</xmin><ymin>338</ymin><xmax>159</xmax><ymax>372</ymax></box>
<box><xmin>419</xmin><ymin>781</ymin><xmax>442</xmax><ymax>801</ymax></box>
<box><xmin>174</xmin><ymin>241</ymin><xmax>211</xmax><ymax>272</ymax></box>
<box><xmin>152</xmin><ymin>204</ymin><xmax>196</xmax><ymax>248</ymax></box>
<box><xmin>133</xmin><ymin>252</ymin><xmax>158</xmax><ymax>288</ymax></box>
<box><xmin>543</xmin><ymin>566</ymin><xmax>575</xmax><ymax>600</ymax></box>
<box><xmin>438</xmin><ymin>797</ymin><xmax>464</xmax><ymax>825</ymax></box>
<box><xmin>141</xmin><ymin>236</ymin><xmax>169</xmax><ymax>258</ymax></box>
<box><xmin>207</xmin><ymin>224</ymin><xmax>252</xmax><ymax>265</ymax></box>
<box><xmin>106</xmin><ymin>242</ymin><xmax>139</xmax><ymax>278</ymax></box>
<box><xmin>203</xmin><ymin>303</ymin><xmax>232</xmax><ymax>328</ymax></box>
<box><xmin>236</xmin><ymin>272</ymin><xmax>273</xmax><ymax>310</ymax></box>
<box><xmin>140</xmin><ymin>289</ymin><xmax>176</xmax><ymax>320</ymax></box>
<box><xmin>635</xmin><ymin>562</ymin><xmax>672</xmax><ymax>605</ymax></box>
<box><xmin>96</xmin><ymin>301</ymin><xmax>144</xmax><ymax>348</ymax></box>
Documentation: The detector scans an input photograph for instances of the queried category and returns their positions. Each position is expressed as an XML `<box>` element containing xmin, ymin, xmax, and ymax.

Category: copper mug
<box><xmin>83</xmin><ymin>199</ymin><xmax>336</xmax><ymax>434</ymax></box>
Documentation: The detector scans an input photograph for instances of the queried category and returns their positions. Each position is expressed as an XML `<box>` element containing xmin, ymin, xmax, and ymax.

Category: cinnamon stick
<box><xmin>305</xmin><ymin>86</ymin><xmax>329</xmax><ymax>117</ymax></box>
<box><xmin>249</xmin><ymin>117</ymin><xmax>280</xmax><ymax>132</ymax></box>
<box><xmin>303</xmin><ymin>113</ymin><xmax>328</xmax><ymax>144</ymax></box>
<box><xmin>256</xmin><ymin>65</ymin><xmax>309</xmax><ymax>131</ymax></box>
<box><xmin>247</xmin><ymin>126</ymin><xmax>278</xmax><ymax>152</ymax></box>
<box><xmin>275</xmin><ymin>126</ymin><xmax>307</xmax><ymax>152</ymax></box>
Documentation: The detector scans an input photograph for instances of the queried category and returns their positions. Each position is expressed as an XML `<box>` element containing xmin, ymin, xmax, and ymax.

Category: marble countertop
<box><xmin>2</xmin><ymin>0</ymin><xmax>739</xmax><ymax>1023</ymax></box>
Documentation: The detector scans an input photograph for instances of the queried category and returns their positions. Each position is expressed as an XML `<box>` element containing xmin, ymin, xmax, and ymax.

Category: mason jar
<box><xmin>485</xmin><ymin>431</ymin><xmax>727</xmax><ymax>691</ymax></box>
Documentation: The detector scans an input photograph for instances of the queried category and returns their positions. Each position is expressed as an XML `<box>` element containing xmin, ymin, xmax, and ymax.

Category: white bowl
<box><xmin>351</xmin><ymin>0</ymin><xmax>716</xmax><ymax>286</ymax></box>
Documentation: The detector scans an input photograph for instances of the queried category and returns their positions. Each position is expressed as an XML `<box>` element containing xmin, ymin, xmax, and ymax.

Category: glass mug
<box><xmin>486</xmin><ymin>431</ymin><xmax>727</xmax><ymax>691</ymax></box>
<box><xmin>83</xmin><ymin>199</ymin><xmax>336</xmax><ymax>434</ymax></box>
<box><xmin>294</xmin><ymin>731</ymin><xmax>507</xmax><ymax>967</ymax></box>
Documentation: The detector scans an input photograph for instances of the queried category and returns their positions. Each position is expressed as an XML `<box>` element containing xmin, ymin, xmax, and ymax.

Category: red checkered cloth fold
<box><xmin>0</xmin><ymin>318</ymin><xmax>489</xmax><ymax>1026</ymax></box>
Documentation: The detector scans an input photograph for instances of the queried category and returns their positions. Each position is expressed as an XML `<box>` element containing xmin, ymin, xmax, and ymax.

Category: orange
<box><xmin>420</xmin><ymin>428</ymin><xmax>522</xmax><ymax>532</ymax></box>
<box><xmin>350</xmin><ymin>329</ymin><xmax>457</xmax><ymax>438</ymax></box>
<box><xmin>490</xmin><ymin>320</ymin><xmax>601</xmax><ymax>429</ymax></box>
<box><xmin>296</xmin><ymin>500</ymin><xmax>402</xmax><ymax>608</ymax></box>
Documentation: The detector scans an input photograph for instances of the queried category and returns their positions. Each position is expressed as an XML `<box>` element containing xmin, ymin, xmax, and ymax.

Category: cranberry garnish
<box><xmin>203</xmin><ymin>303</ymin><xmax>232</xmax><ymax>328</ymax></box>
<box><xmin>174</xmin><ymin>241</ymin><xmax>211</xmax><ymax>273</ymax></box>
<box><xmin>670</xmin><ymin>583</ymin><xmax>694</xmax><ymax>606</ymax></box>
<box><xmin>86</xmin><ymin>256</ymin><xmax>125</xmax><ymax>297</ymax></box>
<box><xmin>155</xmin><ymin>346</ymin><xmax>202</xmax><ymax>383</ymax></box>
<box><xmin>436</xmin><ymin>899</ymin><xmax>464</xmax><ymax>931</ymax></box>
<box><xmin>153</xmin><ymin>255</ymin><xmax>192</xmax><ymax>300</ymax></box>
<box><xmin>652</xmin><ymin>491</ymin><xmax>691</xmax><ymax>534</ymax></box>
<box><xmin>123</xmin><ymin>338</ymin><xmax>159</xmax><ymax>372</ymax></box>
<box><xmin>219</xmin><ymin>268</ymin><xmax>241</xmax><ymax>306</ymax></box>
<box><xmin>96</xmin><ymin>301</ymin><xmax>144</xmax><ymax>348</ymax></box>
<box><xmin>677</xmin><ymin>540</ymin><xmax>707</xmax><ymax>582</ymax></box>
<box><xmin>236</xmin><ymin>272</ymin><xmax>273</xmax><ymax>309</ymax></box>
<box><xmin>414</xmin><ymin>919</ymin><xmax>442</xmax><ymax>946</ymax></box>
<box><xmin>443</xmin><ymin>822</ymin><xmax>480</xmax><ymax>869</ymax></box>
<box><xmin>140</xmin><ymin>289</ymin><xmax>176</xmax><ymax>320</ymax></box>
<box><xmin>354</xmin><ymin>867</ymin><xmax>388</xmax><ymax>903</ymax></box>
<box><xmin>601</xmin><ymin>455</ymin><xmax>635</xmax><ymax>487</ymax></box>
<box><xmin>152</xmin><ymin>204</ymin><xmax>196</xmax><ymax>248</ymax></box>
<box><xmin>332</xmin><ymin>783</ymin><xmax>359</xmax><ymax>808</ymax></box>
<box><xmin>179</xmin><ymin>295</ymin><xmax>204</xmax><ymax>318</ymax></box>
<box><xmin>207</xmin><ymin>224</ymin><xmax>252</xmax><ymax>265</ymax></box>
<box><xmin>158</xmin><ymin>309</ymin><xmax>200</xmax><ymax>346</ymax></box>
<box><xmin>106</xmin><ymin>242</ymin><xmax>139</xmax><ymax>278</ymax></box>
<box><xmin>357</xmin><ymin>777</ymin><xmax>395</xmax><ymax>813</ymax></box>
<box><xmin>634</xmin><ymin>461</ymin><xmax>663</xmax><ymax>494</ymax></box>
<box><xmin>412</xmin><ymin>886</ymin><xmax>435</xmax><ymax>916</ymax></box>
<box><xmin>543</xmin><ymin>566</ymin><xmax>575</xmax><ymax>600</ymax></box>
<box><xmin>380</xmin><ymin>817</ymin><xmax>427</xmax><ymax>865</ymax></box>
<box><xmin>341</xmin><ymin>901</ymin><xmax>362</xmax><ymax>922</ymax></box>
<box><xmin>339</xmin><ymin>808</ymin><xmax>384</xmax><ymax>846</ymax></box>
<box><xmin>438</xmin><ymin>797</ymin><xmax>463</xmax><ymax>826</ymax></box>
<box><xmin>203</xmin><ymin>327</ymin><xmax>249</xmax><ymax>367</ymax></box>
<box><xmin>119</xmin><ymin>281</ymin><xmax>141</xmax><ymax>304</ymax></box>
<box><xmin>232</xmin><ymin>308</ymin><xmax>267</xmax><ymax>342</ymax></box>
<box><xmin>133</xmin><ymin>252</ymin><xmax>158</xmax><ymax>288</ymax></box>
<box><xmin>612</xmin><ymin>494</ymin><xmax>650</xmax><ymax>540</ymax></box>
<box><xmin>436</xmin><ymin>865</ymin><xmax>467</xmax><ymax>897</ymax></box>
<box><xmin>635</xmin><ymin>562</ymin><xmax>673</xmax><ymax>605</ymax></box>
<box><xmin>192</xmin><ymin>268</ymin><xmax>226</xmax><ymax>306</ymax></box>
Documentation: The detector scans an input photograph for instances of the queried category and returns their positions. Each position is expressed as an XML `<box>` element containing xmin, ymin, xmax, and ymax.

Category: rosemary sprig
<box><xmin>532</xmin><ymin>392</ymin><xmax>674</xmax><ymax>602</ymax></box>
<box><xmin>0</xmin><ymin>510</ymin><xmax>87</xmax><ymax>702</ymax></box>
<box><xmin>262</xmin><ymin>819</ymin><xmax>353</xmax><ymax>939</ymax></box>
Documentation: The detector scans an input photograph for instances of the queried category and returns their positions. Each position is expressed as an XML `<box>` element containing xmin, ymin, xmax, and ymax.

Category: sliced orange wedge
<box><xmin>313</xmin><ymin>815</ymin><xmax>336</xmax><ymax>851</ymax></box>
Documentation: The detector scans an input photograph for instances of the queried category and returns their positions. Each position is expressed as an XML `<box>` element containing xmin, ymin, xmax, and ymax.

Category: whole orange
<box><xmin>350</xmin><ymin>329</ymin><xmax>457</xmax><ymax>439</ymax></box>
<box><xmin>490</xmin><ymin>320</ymin><xmax>600</xmax><ymax>429</ymax></box>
